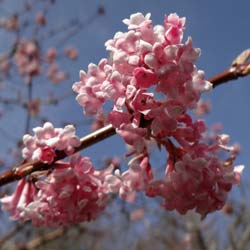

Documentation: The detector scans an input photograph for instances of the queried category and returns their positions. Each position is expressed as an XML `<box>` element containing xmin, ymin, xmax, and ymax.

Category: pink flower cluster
<box><xmin>22</xmin><ymin>122</ymin><xmax>81</xmax><ymax>163</ymax></box>
<box><xmin>1</xmin><ymin>155</ymin><xmax>110</xmax><ymax>226</ymax></box>
<box><xmin>0</xmin><ymin>13</ymin><xmax>244</xmax><ymax>226</ymax></box>
<box><xmin>73</xmin><ymin>13</ymin><xmax>212</xmax><ymax>147</ymax></box>
<box><xmin>72</xmin><ymin>12</ymin><xmax>243</xmax><ymax>217</ymax></box>
<box><xmin>146</xmin><ymin>135</ymin><xmax>243</xmax><ymax>217</ymax></box>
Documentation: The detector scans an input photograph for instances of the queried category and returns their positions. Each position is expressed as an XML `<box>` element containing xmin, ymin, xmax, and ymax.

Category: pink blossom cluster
<box><xmin>1</xmin><ymin>155</ymin><xmax>110</xmax><ymax>226</ymax></box>
<box><xmin>22</xmin><ymin>122</ymin><xmax>81</xmax><ymax>163</ymax></box>
<box><xmin>146</xmin><ymin>133</ymin><xmax>243</xmax><ymax>217</ymax></box>
<box><xmin>0</xmin><ymin>13</ymin><xmax>244</xmax><ymax>226</ymax></box>
<box><xmin>73</xmin><ymin>13</ymin><xmax>212</xmax><ymax>149</ymax></box>
<box><xmin>72</xmin><ymin>12</ymin><xmax>243</xmax><ymax>217</ymax></box>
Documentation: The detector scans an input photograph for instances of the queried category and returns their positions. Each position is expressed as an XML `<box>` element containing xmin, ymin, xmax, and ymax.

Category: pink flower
<box><xmin>164</xmin><ymin>13</ymin><xmax>186</xmax><ymax>44</ymax></box>
<box><xmin>123</xmin><ymin>13</ymin><xmax>152</xmax><ymax>30</ymax></box>
<box><xmin>22</xmin><ymin>122</ymin><xmax>80</xmax><ymax>163</ymax></box>
<box><xmin>117</xmin><ymin>123</ymin><xmax>147</xmax><ymax>152</ymax></box>
<box><xmin>133</xmin><ymin>67</ymin><xmax>157</xmax><ymax>88</ymax></box>
<box><xmin>72</xmin><ymin>59</ymin><xmax>112</xmax><ymax>115</ymax></box>
<box><xmin>39</xmin><ymin>146</ymin><xmax>56</xmax><ymax>164</ymax></box>
<box><xmin>2</xmin><ymin>12</ymin><xmax>243</xmax><ymax>226</ymax></box>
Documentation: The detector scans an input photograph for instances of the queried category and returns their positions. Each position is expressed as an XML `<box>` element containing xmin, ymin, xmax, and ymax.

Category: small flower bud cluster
<box><xmin>22</xmin><ymin>122</ymin><xmax>81</xmax><ymax>163</ymax></box>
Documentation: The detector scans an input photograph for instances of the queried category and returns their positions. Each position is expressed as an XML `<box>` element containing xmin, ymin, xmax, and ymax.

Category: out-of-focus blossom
<box><xmin>194</xmin><ymin>99</ymin><xmax>211</xmax><ymax>116</ymax></box>
<box><xmin>27</xmin><ymin>98</ymin><xmax>41</xmax><ymax>117</ymax></box>
<box><xmin>46</xmin><ymin>47</ymin><xmax>57</xmax><ymax>63</ymax></box>
<box><xmin>64</xmin><ymin>47</ymin><xmax>78</xmax><ymax>60</ymax></box>
<box><xmin>0</xmin><ymin>59</ymin><xmax>11</xmax><ymax>75</ymax></box>
<box><xmin>35</xmin><ymin>12</ymin><xmax>46</xmax><ymax>26</ymax></box>
<box><xmin>14</xmin><ymin>40</ymin><xmax>40</xmax><ymax>77</ymax></box>
<box><xmin>1</xmin><ymin>15</ymin><xmax>19</xmax><ymax>31</ymax></box>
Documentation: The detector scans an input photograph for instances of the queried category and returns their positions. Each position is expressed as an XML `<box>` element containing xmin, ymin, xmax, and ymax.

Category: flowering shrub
<box><xmin>0</xmin><ymin>12</ymin><xmax>244</xmax><ymax>226</ymax></box>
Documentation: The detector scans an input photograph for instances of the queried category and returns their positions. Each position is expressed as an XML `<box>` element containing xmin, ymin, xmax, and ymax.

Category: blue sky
<box><xmin>1</xmin><ymin>0</ymin><xmax>250</xmax><ymax>185</ymax></box>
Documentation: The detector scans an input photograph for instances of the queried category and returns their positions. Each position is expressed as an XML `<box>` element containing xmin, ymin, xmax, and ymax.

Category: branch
<box><xmin>211</xmin><ymin>49</ymin><xmax>250</xmax><ymax>88</ymax></box>
<box><xmin>0</xmin><ymin>50</ymin><xmax>249</xmax><ymax>187</ymax></box>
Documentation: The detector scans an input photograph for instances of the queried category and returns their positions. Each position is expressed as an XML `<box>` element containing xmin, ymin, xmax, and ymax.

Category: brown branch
<box><xmin>0</xmin><ymin>50</ymin><xmax>249</xmax><ymax>187</ymax></box>
<box><xmin>209</xmin><ymin>64</ymin><xmax>250</xmax><ymax>88</ymax></box>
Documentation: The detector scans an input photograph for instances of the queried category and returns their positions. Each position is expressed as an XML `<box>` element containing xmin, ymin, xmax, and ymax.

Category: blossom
<box><xmin>64</xmin><ymin>47</ymin><xmax>78</xmax><ymax>60</ymax></box>
<box><xmin>146</xmin><ymin>135</ymin><xmax>243</xmax><ymax>217</ymax></box>
<box><xmin>123</xmin><ymin>12</ymin><xmax>152</xmax><ymax>30</ymax></box>
<box><xmin>46</xmin><ymin>48</ymin><xmax>57</xmax><ymax>63</ymax></box>
<box><xmin>194</xmin><ymin>99</ymin><xmax>211</xmax><ymax>116</ymax></box>
<box><xmin>22</xmin><ymin>122</ymin><xmax>81</xmax><ymax>163</ymax></box>
<box><xmin>1</xmin><ymin>156</ymin><xmax>111</xmax><ymax>226</ymax></box>
<box><xmin>73</xmin><ymin>12</ymin><xmax>211</xmax><ymax>134</ymax></box>
<box><xmin>164</xmin><ymin>13</ymin><xmax>186</xmax><ymax>44</ymax></box>
<box><xmin>105</xmin><ymin>156</ymin><xmax>152</xmax><ymax>202</ymax></box>
<box><xmin>35</xmin><ymin>12</ymin><xmax>46</xmax><ymax>26</ymax></box>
